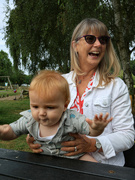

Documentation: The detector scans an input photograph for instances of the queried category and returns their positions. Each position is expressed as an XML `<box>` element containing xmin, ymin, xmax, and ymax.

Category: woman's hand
<box><xmin>61</xmin><ymin>133</ymin><xmax>96</xmax><ymax>156</ymax></box>
<box><xmin>26</xmin><ymin>134</ymin><xmax>43</xmax><ymax>153</ymax></box>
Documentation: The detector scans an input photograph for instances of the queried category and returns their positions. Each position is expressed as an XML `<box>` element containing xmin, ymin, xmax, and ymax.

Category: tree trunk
<box><xmin>111</xmin><ymin>0</ymin><xmax>134</xmax><ymax>96</ymax></box>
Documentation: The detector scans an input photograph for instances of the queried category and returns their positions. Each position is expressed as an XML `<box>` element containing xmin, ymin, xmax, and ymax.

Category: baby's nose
<box><xmin>39</xmin><ymin>109</ymin><xmax>46</xmax><ymax>115</ymax></box>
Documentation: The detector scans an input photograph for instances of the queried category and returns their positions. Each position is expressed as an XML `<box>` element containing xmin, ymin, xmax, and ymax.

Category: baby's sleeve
<box><xmin>10</xmin><ymin>116</ymin><xmax>29</xmax><ymax>136</ymax></box>
<box><xmin>71</xmin><ymin>111</ymin><xmax>90</xmax><ymax>135</ymax></box>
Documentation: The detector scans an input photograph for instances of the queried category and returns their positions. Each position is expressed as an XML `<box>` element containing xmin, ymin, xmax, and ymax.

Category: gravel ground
<box><xmin>0</xmin><ymin>95</ymin><xmax>21</xmax><ymax>101</ymax></box>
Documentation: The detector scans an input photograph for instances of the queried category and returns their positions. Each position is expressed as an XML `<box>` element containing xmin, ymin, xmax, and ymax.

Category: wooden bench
<box><xmin>0</xmin><ymin>148</ymin><xmax>135</xmax><ymax>180</ymax></box>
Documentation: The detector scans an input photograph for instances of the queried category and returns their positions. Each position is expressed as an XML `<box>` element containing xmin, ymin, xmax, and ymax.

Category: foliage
<box><xmin>5</xmin><ymin>0</ymin><xmax>67</xmax><ymax>73</ymax></box>
<box><xmin>130</xmin><ymin>60</ymin><xmax>135</xmax><ymax>76</ymax></box>
<box><xmin>10</xmin><ymin>69</ymin><xmax>32</xmax><ymax>86</ymax></box>
<box><xmin>4</xmin><ymin>0</ymin><xmax>135</xmax><ymax>91</ymax></box>
<box><xmin>4</xmin><ymin>0</ymin><xmax>111</xmax><ymax>74</ymax></box>
<box><xmin>111</xmin><ymin>0</ymin><xmax>135</xmax><ymax>55</ymax></box>
<box><xmin>0</xmin><ymin>50</ymin><xmax>31</xmax><ymax>85</ymax></box>
<box><xmin>0</xmin><ymin>50</ymin><xmax>13</xmax><ymax>78</ymax></box>
<box><xmin>109</xmin><ymin>0</ymin><xmax>135</xmax><ymax>94</ymax></box>
<box><xmin>119</xmin><ymin>70</ymin><xmax>135</xmax><ymax>85</ymax></box>
<box><xmin>23</xmin><ymin>74</ymin><xmax>33</xmax><ymax>85</ymax></box>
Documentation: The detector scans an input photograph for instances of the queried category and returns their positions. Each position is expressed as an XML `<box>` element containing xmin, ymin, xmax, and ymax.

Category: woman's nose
<box><xmin>93</xmin><ymin>38</ymin><xmax>101</xmax><ymax>46</ymax></box>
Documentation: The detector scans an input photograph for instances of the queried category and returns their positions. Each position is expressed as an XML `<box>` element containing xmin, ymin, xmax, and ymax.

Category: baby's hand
<box><xmin>86</xmin><ymin>113</ymin><xmax>113</xmax><ymax>136</ymax></box>
<box><xmin>93</xmin><ymin>112</ymin><xmax>112</xmax><ymax>130</ymax></box>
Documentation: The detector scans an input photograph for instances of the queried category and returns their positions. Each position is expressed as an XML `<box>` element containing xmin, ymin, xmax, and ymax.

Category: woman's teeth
<box><xmin>89</xmin><ymin>52</ymin><xmax>99</xmax><ymax>56</ymax></box>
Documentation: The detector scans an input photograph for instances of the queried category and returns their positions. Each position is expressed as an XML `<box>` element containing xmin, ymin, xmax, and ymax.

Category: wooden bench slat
<box><xmin>0</xmin><ymin>148</ymin><xmax>135</xmax><ymax>180</ymax></box>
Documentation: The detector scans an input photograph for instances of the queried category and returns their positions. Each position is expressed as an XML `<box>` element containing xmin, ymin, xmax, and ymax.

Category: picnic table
<box><xmin>0</xmin><ymin>148</ymin><xmax>135</xmax><ymax>180</ymax></box>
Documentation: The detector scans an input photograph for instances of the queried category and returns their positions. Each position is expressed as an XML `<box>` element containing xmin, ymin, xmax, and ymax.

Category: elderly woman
<box><xmin>26</xmin><ymin>18</ymin><xmax>134</xmax><ymax>166</ymax></box>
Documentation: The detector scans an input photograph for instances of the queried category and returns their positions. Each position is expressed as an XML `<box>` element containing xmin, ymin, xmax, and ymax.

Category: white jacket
<box><xmin>63</xmin><ymin>71</ymin><xmax>135</xmax><ymax>166</ymax></box>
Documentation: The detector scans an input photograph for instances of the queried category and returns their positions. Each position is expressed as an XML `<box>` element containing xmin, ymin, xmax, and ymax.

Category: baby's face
<box><xmin>29</xmin><ymin>90</ymin><xmax>67</xmax><ymax>127</ymax></box>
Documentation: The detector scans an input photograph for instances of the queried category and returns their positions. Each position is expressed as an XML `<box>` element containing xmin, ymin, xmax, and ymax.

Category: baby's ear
<box><xmin>64</xmin><ymin>100</ymin><xmax>70</xmax><ymax>111</ymax></box>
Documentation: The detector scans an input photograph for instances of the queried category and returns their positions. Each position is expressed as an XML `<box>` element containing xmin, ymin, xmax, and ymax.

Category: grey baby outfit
<box><xmin>10</xmin><ymin>109</ymin><xmax>90</xmax><ymax>159</ymax></box>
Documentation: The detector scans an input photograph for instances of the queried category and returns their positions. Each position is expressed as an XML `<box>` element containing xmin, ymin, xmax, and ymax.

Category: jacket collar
<box><xmin>66</xmin><ymin>70</ymin><xmax>105</xmax><ymax>88</ymax></box>
<box><xmin>93</xmin><ymin>70</ymin><xmax>105</xmax><ymax>88</ymax></box>
<box><xmin>64</xmin><ymin>71</ymin><xmax>76</xmax><ymax>86</ymax></box>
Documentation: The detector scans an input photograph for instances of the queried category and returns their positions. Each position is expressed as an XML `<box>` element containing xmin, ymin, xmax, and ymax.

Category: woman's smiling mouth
<box><xmin>88</xmin><ymin>51</ymin><xmax>100</xmax><ymax>57</ymax></box>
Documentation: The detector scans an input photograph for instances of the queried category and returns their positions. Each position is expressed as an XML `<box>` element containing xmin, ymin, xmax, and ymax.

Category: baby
<box><xmin>0</xmin><ymin>70</ymin><xmax>112</xmax><ymax>161</ymax></box>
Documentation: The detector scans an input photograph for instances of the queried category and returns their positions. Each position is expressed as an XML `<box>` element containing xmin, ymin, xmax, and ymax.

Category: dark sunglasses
<box><xmin>75</xmin><ymin>35</ymin><xmax>110</xmax><ymax>45</ymax></box>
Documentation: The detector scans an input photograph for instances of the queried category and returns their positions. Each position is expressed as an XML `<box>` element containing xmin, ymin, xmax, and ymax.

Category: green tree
<box><xmin>5</xmin><ymin>0</ymin><xmax>65</xmax><ymax>73</ymax></box>
<box><xmin>0</xmin><ymin>50</ymin><xmax>13</xmax><ymax>80</ymax></box>
<box><xmin>130</xmin><ymin>60</ymin><xmax>135</xmax><ymax>76</ymax></box>
<box><xmin>4</xmin><ymin>0</ymin><xmax>135</xmax><ymax>93</ymax></box>
<box><xmin>10</xmin><ymin>69</ymin><xmax>24</xmax><ymax>86</ymax></box>
<box><xmin>0</xmin><ymin>50</ymin><xmax>30</xmax><ymax>86</ymax></box>
<box><xmin>5</xmin><ymin>0</ymin><xmax>102</xmax><ymax>74</ymax></box>
<box><xmin>110</xmin><ymin>0</ymin><xmax>135</xmax><ymax>95</ymax></box>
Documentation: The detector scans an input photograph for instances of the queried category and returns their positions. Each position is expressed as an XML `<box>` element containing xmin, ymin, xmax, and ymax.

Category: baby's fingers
<box><xmin>86</xmin><ymin>118</ymin><xmax>93</xmax><ymax>126</ymax></box>
<box><xmin>106</xmin><ymin>117</ymin><xmax>113</xmax><ymax>123</ymax></box>
<box><xmin>103</xmin><ymin>112</ymin><xmax>109</xmax><ymax>120</ymax></box>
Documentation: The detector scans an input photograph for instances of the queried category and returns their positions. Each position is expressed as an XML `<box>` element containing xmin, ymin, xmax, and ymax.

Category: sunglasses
<box><xmin>75</xmin><ymin>35</ymin><xmax>110</xmax><ymax>45</ymax></box>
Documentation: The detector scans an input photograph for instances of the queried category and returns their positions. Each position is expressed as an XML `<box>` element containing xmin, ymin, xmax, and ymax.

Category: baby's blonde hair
<box><xmin>29</xmin><ymin>70</ymin><xmax>70</xmax><ymax>104</ymax></box>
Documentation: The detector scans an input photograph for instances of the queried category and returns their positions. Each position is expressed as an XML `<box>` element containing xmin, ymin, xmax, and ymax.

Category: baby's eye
<box><xmin>47</xmin><ymin>106</ymin><xmax>54</xmax><ymax>109</ymax></box>
<box><xmin>33</xmin><ymin>106</ymin><xmax>38</xmax><ymax>109</ymax></box>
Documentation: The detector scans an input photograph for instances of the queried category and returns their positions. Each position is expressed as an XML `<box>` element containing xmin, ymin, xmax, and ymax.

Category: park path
<box><xmin>0</xmin><ymin>95</ymin><xmax>20</xmax><ymax>101</ymax></box>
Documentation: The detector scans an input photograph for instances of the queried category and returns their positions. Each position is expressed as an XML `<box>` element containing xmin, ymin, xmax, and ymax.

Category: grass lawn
<box><xmin>0</xmin><ymin>88</ymin><xmax>21</xmax><ymax>97</ymax></box>
<box><xmin>0</xmin><ymin>97</ymin><xmax>32</xmax><ymax>152</ymax></box>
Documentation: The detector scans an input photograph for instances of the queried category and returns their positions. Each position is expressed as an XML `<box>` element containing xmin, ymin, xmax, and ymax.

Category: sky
<box><xmin>0</xmin><ymin>0</ymin><xmax>14</xmax><ymax>62</ymax></box>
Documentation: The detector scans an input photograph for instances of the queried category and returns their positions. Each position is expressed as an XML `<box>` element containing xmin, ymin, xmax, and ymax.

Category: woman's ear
<box><xmin>72</xmin><ymin>40</ymin><xmax>78</xmax><ymax>52</ymax></box>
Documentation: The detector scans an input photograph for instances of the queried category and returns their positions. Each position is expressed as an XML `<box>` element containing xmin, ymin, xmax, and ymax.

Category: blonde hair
<box><xmin>29</xmin><ymin>70</ymin><xmax>70</xmax><ymax>103</ymax></box>
<box><xmin>70</xmin><ymin>18</ymin><xmax>121</xmax><ymax>86</ymax></box>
